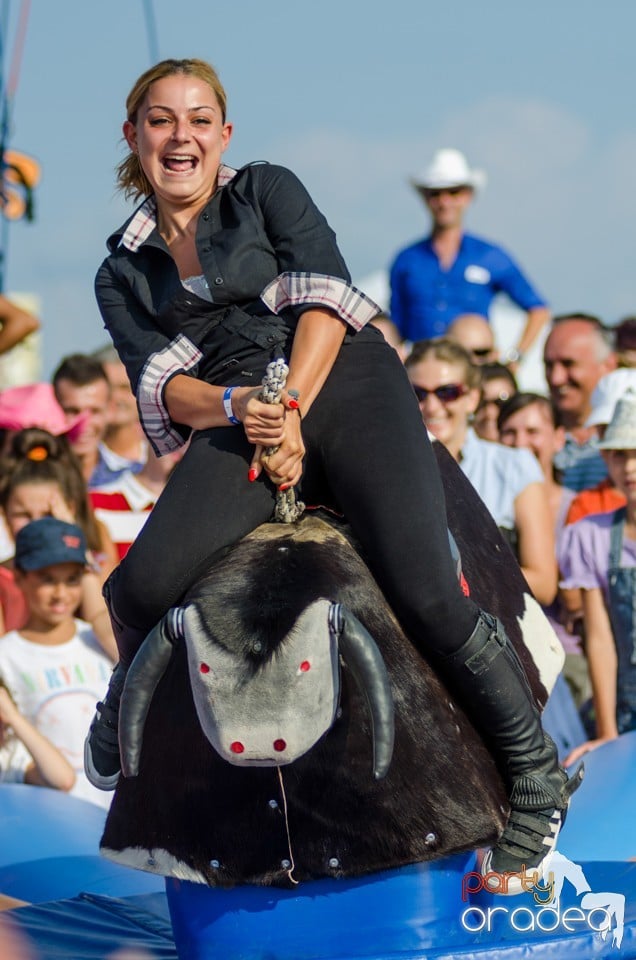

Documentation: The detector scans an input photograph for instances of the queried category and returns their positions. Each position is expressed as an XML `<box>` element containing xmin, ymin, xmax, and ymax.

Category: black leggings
<box><xmin>107</xmin><ymin>328</ymin><xmax>480</xmax><ymax>663</ymax></box>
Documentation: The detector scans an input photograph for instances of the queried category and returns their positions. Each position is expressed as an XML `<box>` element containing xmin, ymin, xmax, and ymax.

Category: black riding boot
<box><xmin>442</xmin><ymin>611</ymin><xmax>583</xmax><ymax>892</ymax></box>
<box><xmin>84</xmin><ymin>591</ymin><xmax>147</xmax><ymax>791</ymax></box>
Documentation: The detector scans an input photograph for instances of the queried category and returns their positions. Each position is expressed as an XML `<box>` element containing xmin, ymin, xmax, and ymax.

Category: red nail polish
<box><xmin>248</xmin><ymin>468</ymin><xmax>257</xmax><ymax>482</ymax></box>
<box><xmin>278</xmin><ymin>483</ymin><xmax>290</xmax><ymax>492</ymax></box>
<box><xmin>288</xmin><ymin>399</ymin><xmax>299</xmax><ymax>410</ymax></box>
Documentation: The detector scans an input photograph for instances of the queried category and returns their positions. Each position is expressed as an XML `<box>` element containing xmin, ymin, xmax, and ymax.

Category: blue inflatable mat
<box><xmin>4</xmin><ymin>735</ymin><xmax>636</xmax><ymax>959</ymax></box>
<box><xmin>0</xmin><ymin>863</ymin><xmax>636</xmax><ymax>960</ymax></box>
<box><xmin>0</xmin><ymin>784</ymin><xmax>165</xmax><ymax>903</ymax></box>
<box><xmin>1</xmin><ymin>892</ymin><xmax>177</xmax><ymax>960</ymax></box>
<box><xmin>165</xmin><ymin>858</ymin><xmax>636</xmax><ymax>960</ymax></box>
<box><xmin>559</xmin><ymin>729</ymin><xmax>636</xmax><ymax>862</ymax></box>
<box><xmin>4</xmin><ymin>862</ymin><xmax>636</xmax><ymax>958</ymax></box>
<box><xmin>165</xmin><ymin>726</ymin><xmax>636</xmax><ymax>960</ymax></box>
<box><xmin>0</xmin><ymin>784</ymin><xmax>107</xmax><ymax>866</ymax></box>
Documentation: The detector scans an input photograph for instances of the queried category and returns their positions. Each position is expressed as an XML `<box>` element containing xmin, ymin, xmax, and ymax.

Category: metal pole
<box><xmin>142</xmin><ymin>0</ymin><xmax>159</xmax><ymax>64</ymax></box>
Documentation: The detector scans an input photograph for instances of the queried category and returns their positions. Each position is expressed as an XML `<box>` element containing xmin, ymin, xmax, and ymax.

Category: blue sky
<box><xmin>2</xmin><ymin>0</ymin><xmax>636</xmax><ymax>375</ymax></box>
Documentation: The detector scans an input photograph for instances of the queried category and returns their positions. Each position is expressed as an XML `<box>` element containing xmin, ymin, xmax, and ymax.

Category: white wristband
<box><xmin>223</xmin><ymin>386</ymin><xmax>240</xmax><ymax>425</ymax></box>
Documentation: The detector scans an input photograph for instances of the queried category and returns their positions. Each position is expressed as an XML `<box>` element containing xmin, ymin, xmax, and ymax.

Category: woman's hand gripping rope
<box><xmin>248</xmin><ymin>359</ymin><xmax>305</xmax><ymax>523</ymax></box>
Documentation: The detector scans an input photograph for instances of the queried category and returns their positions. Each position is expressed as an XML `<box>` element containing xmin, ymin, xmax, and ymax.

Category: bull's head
<box><xmin>119</xmin><ymin>601</ymin><xmax>394</xmax><ymax>781</ymax></box>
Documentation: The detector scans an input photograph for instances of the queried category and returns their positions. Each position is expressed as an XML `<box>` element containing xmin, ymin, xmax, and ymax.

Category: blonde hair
<box><xmin>405</xmin><ymin>338</ymin><xmax>482</xmax><ymax>390</ymax></box>
<box><xmin>116</xmin><ymin>58</ymin><xmax>228</xmax><ymax>201</ymax></box>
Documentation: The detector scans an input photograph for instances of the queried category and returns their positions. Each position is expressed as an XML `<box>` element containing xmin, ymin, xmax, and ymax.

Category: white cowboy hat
<box><xmin>585</xmin><ymin>369</ymin><xmax>636</xmax><ymax>428</ymax></box>
<box><xmin>410</xmin><ymin>148</ymin><xmax>487</xmax><ymax>192</ymax></box>
<box><xmin>598</xmin><ymin>389</ymin><xmax>636</xmax><ymax>449</ymax></box>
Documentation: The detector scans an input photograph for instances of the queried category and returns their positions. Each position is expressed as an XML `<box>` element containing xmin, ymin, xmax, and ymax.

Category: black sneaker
<box><xmin>84</xmin><ymin>663</ymin><xmax>126</xmax><ymax>791</ymax></box>
<box><xmin>481</xmin><ymin>765</ymin><xmax>584</xmax><ymax>895</ymax></box>
<box><xmin>481</xmin><ymin>807</ymin><xmax>563</xmax><ymax>894</ymax></box>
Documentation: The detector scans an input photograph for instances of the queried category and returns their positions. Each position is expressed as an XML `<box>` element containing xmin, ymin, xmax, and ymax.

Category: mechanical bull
<box><xmin>100</xmin><ymin>441</ymin><xmax>564</xmax><ymax>890</ymax></box>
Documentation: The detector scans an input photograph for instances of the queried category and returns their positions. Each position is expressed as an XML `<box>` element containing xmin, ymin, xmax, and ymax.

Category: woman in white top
<box><xmin>405</xmin><ymin>339</ymin><xmax>556</xmax><ymax>606</ymax></box>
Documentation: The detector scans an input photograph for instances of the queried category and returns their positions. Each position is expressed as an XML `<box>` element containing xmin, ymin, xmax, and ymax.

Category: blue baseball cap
<box><xmin>14</xmin><ymin>517</ymin><xmax>87</xmax><ymax>571</ymax></box>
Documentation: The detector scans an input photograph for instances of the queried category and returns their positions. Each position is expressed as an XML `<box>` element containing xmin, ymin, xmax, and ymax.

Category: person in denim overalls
<box><xmin>559</xmin><ymin>390</ymin><xmax>636</xmax><ymax>765</ymax></box>
<box><xmin>608</xmin><ymin>507</ymin><xmax>636</xmax><ymax>734</ymax></box>
<box><xmin>85</xmin><ymin>57</ymin><xmax>579</xmax><ymax>888</ymax></box>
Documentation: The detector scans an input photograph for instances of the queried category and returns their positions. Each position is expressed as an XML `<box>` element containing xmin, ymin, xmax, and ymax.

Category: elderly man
<box><xmin>543</xmin><ymin>314</ymin><xmax>616</xmax><ymax>492</ymax></box>
<box><xmin>389</xmin><ymin>149</ymin><xmax>550</xmax><ymax>363</ymax></box>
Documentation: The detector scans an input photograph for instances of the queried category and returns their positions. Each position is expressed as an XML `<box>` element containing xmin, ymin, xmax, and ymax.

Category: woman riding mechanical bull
<box><xmin>84</xmin><ymin>57</ymin><xmax>581</xmax><ymax>890</ymax></box>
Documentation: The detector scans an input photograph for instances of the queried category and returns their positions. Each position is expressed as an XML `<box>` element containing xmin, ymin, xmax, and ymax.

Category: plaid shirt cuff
<box><xmin>260</xmin><ymin>272</ymin><xmax>380</xmax><ymax>331</ymax></box>
<box><xmin>137</xmin><ymin>335</ymin><xmax>202</xmax><ymax>455</ymax></box>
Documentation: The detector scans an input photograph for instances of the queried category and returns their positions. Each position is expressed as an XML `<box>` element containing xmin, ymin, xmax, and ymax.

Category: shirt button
<box><xmin>202</xmin><ymin>212</ymin><xmax>209</xmax><ymax>221</ymax></box>
<box><xmin>214</xmin><ymin>277</ymin><xmax>223</xmax><ymax>285</ymax></box>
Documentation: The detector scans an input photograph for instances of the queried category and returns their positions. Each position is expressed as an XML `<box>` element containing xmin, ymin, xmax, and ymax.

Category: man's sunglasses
<box><xmin>478</xmin><ymin>391</ymin><xmax>513</xmax><ymax>410</ymax></box>
<box><xmin>423</xmin><ymin>186</ymin><xmax>467</xmax><ymax>198</ymax></box>
<box><xmin>413</xmin><ymin>383</ymin><xmax>468</xmax><ymax>403</ymax></box>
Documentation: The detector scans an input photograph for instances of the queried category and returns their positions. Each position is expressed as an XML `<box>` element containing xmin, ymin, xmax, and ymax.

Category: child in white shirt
<box><xmin>0</xmin><ymin>517</ymin><xmax>114</xmax><ymax>808</ymax></box>
<box><xmin>0</xmin><ymin>677</ymin><xmax>75</xmax><ymax>789</ymax></box>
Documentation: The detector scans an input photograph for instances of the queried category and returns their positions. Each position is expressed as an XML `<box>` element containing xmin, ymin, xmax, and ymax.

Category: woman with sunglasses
<box><xmin>472</xmin><ymin>362</ymin><xmax>518</xmax><ymax>442</ymax></box>
<box><xmin>86</xmin><ymin>57</ymin><xmax>577</xmax><ymax>887</ymax></box>
<box><xmin>406</xmin><ymin>339</ymin><xmax>557</xmax><ymax>606</ymax></box>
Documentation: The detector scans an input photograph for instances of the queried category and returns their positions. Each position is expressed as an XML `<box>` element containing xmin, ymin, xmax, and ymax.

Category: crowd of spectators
<box><xmin>377</xmin><ymin>303</ymin><xmax>636</xmax><ymax>766</ymax></box>
<box><xmin>0</xmin><ymin>337</ymin><xmax>179</xmax><ymax>809</ymax></box>
<box><xmin>383</xmin><ymin>146</ymin><xmax>636</xmax><ymax>765</ymax></box>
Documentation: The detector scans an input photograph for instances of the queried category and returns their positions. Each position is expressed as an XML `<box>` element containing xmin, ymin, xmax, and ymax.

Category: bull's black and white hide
<box><xmin>100</xmin><ymin>440</ymin><xmax>563</xmax><ymax>890</ymax></box>
<box><xmin>431</xmin><ymin>439</ymin><xmax>563</xmax><ymax>702</ymax></box>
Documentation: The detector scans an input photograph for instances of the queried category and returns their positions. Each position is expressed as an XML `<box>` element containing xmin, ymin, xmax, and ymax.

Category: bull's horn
<box><xmin>331</xmin><ymin>603</ymin><xmax>395</xmax><ymax>780</ymax></box>
<box><xmin>119</xmin><ymin>611</ymin><xmax>180</xmax><ymax>777</ymax></box>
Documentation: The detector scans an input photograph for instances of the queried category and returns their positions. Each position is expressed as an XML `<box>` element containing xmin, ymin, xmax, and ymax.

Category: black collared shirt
<box><xmin>96</xmin><ymin>162</ymin><xmax>379</xmax><ymax>454</ymax></box>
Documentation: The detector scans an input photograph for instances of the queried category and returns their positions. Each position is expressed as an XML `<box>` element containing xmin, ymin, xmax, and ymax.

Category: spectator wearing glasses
<box><xmin>406</xmin><ymin>339</ymin><xmax>556</xmax><ymax>605</ymax></box>
<box><xmin>446</xmin><ymin>313</ymin><xmax>498</xmax><ymax>365</ymax></box>
<box><xmin>472</xmin><ymin>362</ymin><xmax>518</xmax><ymax>443</ymax></box>
<box><xmin>389</xmin><ymin>149</ymin><xmax>550</xmax><ymax>363</ymax></box>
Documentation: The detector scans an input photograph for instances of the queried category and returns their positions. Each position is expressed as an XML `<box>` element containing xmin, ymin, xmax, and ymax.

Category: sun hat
<box><xmin>585</xmin><ymin>369</ymin><xmax>636</xmax><ymax>427</ymax></box>
<box><xmin>0</xmin><ymin>382</ymin><xmax>87</xmax><ymax>441</ymax></box>
<box><xmin>410</xmin><ymin>148</ymin><xmax>487</xmax><ymax>192</ymax></box>
<box><xmin>14</xmin><ymin>517</ymin><xmax>87</xmax><ymax>571</ymax></box>
<box><xmin>598</xmin><ymin>389</ymin><xmax>636</xmax><ymax>450</ymax></box>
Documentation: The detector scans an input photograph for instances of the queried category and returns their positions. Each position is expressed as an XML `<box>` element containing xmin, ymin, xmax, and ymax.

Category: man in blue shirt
<box><xmin>389</xmin><ymin>149</ymin><xmax>550</xmax><ymax>364</ymax></box>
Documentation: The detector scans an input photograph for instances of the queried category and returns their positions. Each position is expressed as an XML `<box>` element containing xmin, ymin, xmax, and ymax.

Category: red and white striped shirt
<box><xmin>89</xmin><ymin>471</ymin><xmax>157</xmax><ymax>560</ymax></box>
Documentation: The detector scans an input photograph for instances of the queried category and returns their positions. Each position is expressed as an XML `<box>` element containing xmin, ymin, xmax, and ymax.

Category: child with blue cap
<box><xmin>0</xmin><ymin>517</ymin><xmax>114</xmax><ymax>808</ymax></box>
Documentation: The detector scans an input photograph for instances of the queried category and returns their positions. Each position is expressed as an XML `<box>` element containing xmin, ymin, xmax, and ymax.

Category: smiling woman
<box><xmin>405</xmin><ymin>338</ymin><xmax>557</xmax><ymax>607</ymax></box>
<box><xmin>121</xmin><ymin>76</ymin><xmax>232</xmax><ymax>249</ymax></box>
<box><xmin>86</xmin><ymin>57</ymin><xmax>580</xmax><ymax>889</ymax></box>
<box><xmin>117</xmin><ymin>58</ymin><xmax>231</xmax><ymax>203</ymax></box>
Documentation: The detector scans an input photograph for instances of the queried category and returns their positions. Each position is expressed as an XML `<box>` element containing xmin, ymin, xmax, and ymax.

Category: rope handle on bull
<box><xmin>259</xmin><ymin>358</ymin><xmax>306</xmax><ymax>524</ymax></box>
